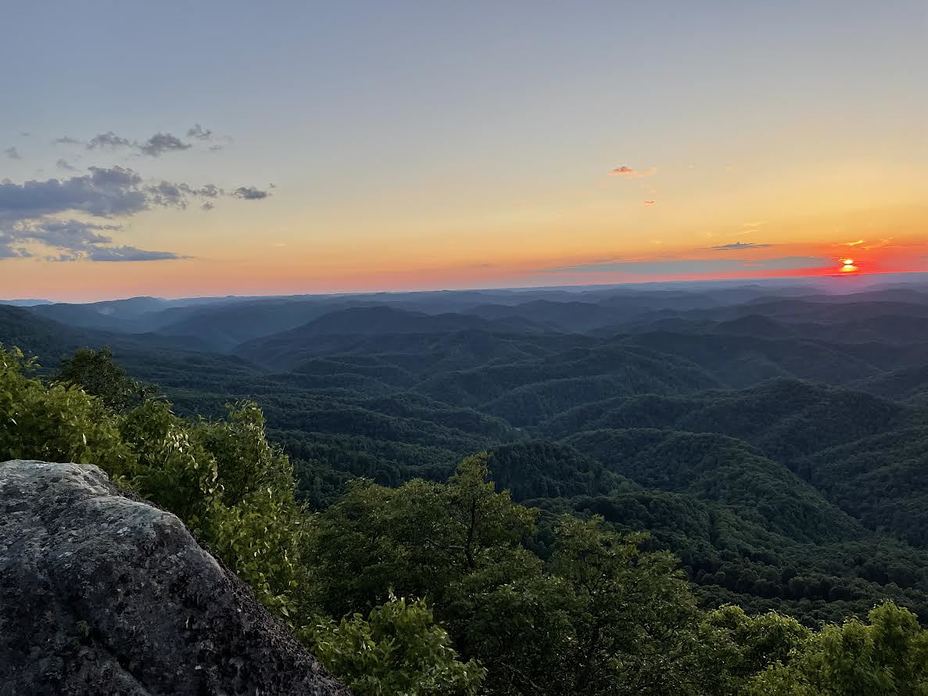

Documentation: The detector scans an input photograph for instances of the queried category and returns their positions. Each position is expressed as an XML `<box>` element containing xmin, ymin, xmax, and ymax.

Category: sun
<box><xmin>839</xmin><ymin>258</ymin><xmax>859</xmax><ymax>273</ymax></box>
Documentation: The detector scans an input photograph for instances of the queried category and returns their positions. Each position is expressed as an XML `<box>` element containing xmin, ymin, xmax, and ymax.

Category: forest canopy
<box><xmin>3</xmin><ymin>344</ymin><xmax>928</xmax><ymax>695</ymax></box>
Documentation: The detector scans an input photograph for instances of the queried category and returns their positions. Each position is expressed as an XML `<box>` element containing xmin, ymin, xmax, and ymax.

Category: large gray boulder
<box><xmin>0</xmin><ymin>460</ymin><xmax>349</xmax><ymax>695</ymax></box>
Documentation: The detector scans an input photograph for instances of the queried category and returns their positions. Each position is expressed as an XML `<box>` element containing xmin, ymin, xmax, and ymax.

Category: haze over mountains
<box><xmin>4</xmin><ymin>277</ymin><xmax>928</xmax><ymax>625</ymax></box>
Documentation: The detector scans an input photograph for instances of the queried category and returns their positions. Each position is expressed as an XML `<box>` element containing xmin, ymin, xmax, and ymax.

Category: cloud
<box><xmin>0</xmin><ymin>166</ymin><xmax>148</xmax><ymax>218</ymax></box>
<box><xmin>845</xmin><ymin>239</ymin><xmax>865</xmax><ymax>247</ymax></box>
<box><xmin>2</xmin><ymin>130</ymin><xmax>265</xmax><ymax>262</ymax></box>
<box><xmin>84</xmin><ymin>245</ymin><xmax>183</xmax><ymax>262</ymax></box>
<box><xmin>187</xmin><ymin>124</ymin><xmax>213</xmax><ymax>140</ymax></box>
<box><xmin>0</xmin><ymin>232</ymin><xmax>29</xmax><ymax>259</ymax></box>
<box><xmin>711</xmin><ymin>242</ymin><xmax>772</xmax><ymax>251</ymax></box>
<box><xmin>14</xmin><ymin>218</ymin><xmax>117</xmax><ymax>250</ymax></box>
<box><xmin>87</xmin><ymin>131</ymin><xmax>132</xmax><ymax>150</ymax></box>
<box><xmin>4</xmin><ymin>147</ymin><xmax>21</xmax><ymax>160</ymax></box>
<box><xmin>232</xmin><ymin>185</ymin><xmax>270</xmax><ymax>200</ymax></box>
<box><xmin>81</xmin><ymin>130</ymin><xmax>199</xmax><ymax>156</ymax></box>
<box><xmin>1</xmin><ymin>217</ymin><xmax>182</xmax><ymax>262</ymax></box>
<box><xmin>643</xmin><ymin>200</ymin><xmax>656</xmax><ymax>206</ymax></box>
<box><xmin>0</xmin><ymin>168</ymin><xmax>188</xmax><ymax>261</ymax></box>
<box><xmin>608</xmin><ymin>165</ymin><xmax>656</xmax><ymax>179</ymax></box>
<box><xmin>139</xmin><ymin>132</ymin><xmax>191</xmax><ymax>157</ymax></box>
<box><xmin>549</xmin><ymin>256</ymin><xmax>828</xmax><ymax>275</ymax></box>
<box><xmin>53</xmin><ymin>136</ymin><xmax>81</xmax><ymax>145</ymax></box>
<box><xmin>0</xmin><ymin>166</ymin><xmax>248</xmax><ymax>222</ymax></box>
<box><xmin>145</xmin><ymin>181</ymin><xmax>222</xmax><ymax>208</ymax></box>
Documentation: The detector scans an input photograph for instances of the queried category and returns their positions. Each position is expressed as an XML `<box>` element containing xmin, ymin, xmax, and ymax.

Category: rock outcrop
<box><xmin>0</xmin><ymin>460</ymin><xmax>349</xmax><ymax>696</ymax></box>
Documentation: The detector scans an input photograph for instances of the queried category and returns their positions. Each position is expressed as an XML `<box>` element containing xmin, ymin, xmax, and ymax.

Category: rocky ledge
<box><xmin>0</xmin><ymin>460</ymin><xmax>348</xmax><ymax>696</ymax></box>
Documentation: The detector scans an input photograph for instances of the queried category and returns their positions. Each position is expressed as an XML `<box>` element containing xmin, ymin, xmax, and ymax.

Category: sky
<box><xmin>0</xmin><ymin>1</ymin><xmax>925</xmax><ymax>301</ymax></box>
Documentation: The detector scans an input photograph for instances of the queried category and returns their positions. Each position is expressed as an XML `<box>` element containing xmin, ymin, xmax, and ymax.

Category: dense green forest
<box><xmin>5</xmin><ymin>281</ymin><xmax>928</xmax><ymax>692</ymax></box>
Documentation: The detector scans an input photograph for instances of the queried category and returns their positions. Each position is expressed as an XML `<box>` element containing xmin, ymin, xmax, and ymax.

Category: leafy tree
<box><xmin>1</xmin><ymin>346</ymin><xmax>306</xmax><ymax>618</ymax></box>
<box><xmin>548</xmin><ymin>516</ymin><xmax>708</xmax><ymax>696</ymax></box>
<box><xmin>749</xmin><ymin>603</ymin><xmax>928</xmax><ymax>695</ymax></box>
<box><xmin>0</xmin><ymin>347</ymin><xmax>134</xmax><ymax>475</ymax></box>
<box><xmin>310</xmin><ymin>595</ymin><xmax>485</xmax><ymax>696</ymax></box>
<box><xmin>57</xmin><ymin>347</ymin><xmax>154</xmax><ymax>412</ymax></box>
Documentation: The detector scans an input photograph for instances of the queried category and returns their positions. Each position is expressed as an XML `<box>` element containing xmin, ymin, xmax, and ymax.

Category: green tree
<box><xmin>57</xmin><ymin>347</ymin><xmax>154</xmax><ymax>412</ymax></box>
<box><xmin>310</xmin><ymin>595</ymin><xmax>485</xmax><ymax>696</ymax></box>
<box><xmin>749</xmin><ymin>602</ymin><xmax>928</xmax><ymax>695</ymax></box>
<box><xmin>0</xmin><ymin>347</ymin><xmax>134</xmax><ymax>475</ymax></box>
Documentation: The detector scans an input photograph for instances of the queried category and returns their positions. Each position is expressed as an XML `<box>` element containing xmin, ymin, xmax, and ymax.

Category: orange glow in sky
<box><xmin>0</xmin><ymin>3</ymin><xmax>925</xmax><ymax>301</ymax></box>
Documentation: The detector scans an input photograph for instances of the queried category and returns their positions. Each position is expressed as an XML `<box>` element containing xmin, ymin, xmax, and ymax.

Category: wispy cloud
<box><xmin>711</xmin><ymin>241</ymin><xmax>772</xmax><ymax>251</ymax></box>
<box><xmin>232</xmin><ymin>185</ymin><xmax>270</xmax><ymax>200</ymax></box>
<box><xmin>608</xmin><ymin>165</ymin><xmax>656</xmax><ymax>179</ymax></box>
<box><xmin>63</xmin><ymin>127</ymin><xmax>217</xmax><ymax>157</ymax></box>
<box><xmin>549</xmin><ymin>256</ymin><xmax>827</xmax><ymax>275</ymax></box>
<box><xmin>187</xmin><ymin>124</ymin><xmax>213</xmax><ymax>140</ymax></box>
<box><xmin>4</xmin><ymin>147</ymin><xmax>21</xmax><ymax>160</ymax></box>
<box><xmin>56</xmin><ymin>158</ymin><xmax>77</xmax><ymax>172</ymax></box>
<box><xmin>87</xmin><ymin>131</ymin><xmax>132</xmax><ymax>150</ymax></box>
<box><xmin>5</xmin><ymin>218</ymin><xmax>182</xmax><ymax>263</ymax></box>
<box><xmin>643</xmin><ymin>199</ymin><xmax>656</xmax><ymax>206</ymax></box>
<box><xmin>139</xmin><ymin>132</ymin><xmax>191</xmax><ymax>157</ymax></box>
<box><xmin>84</xmin><ymin>245</ymin><xmax>183</xmax><ymax>262</ymax></box>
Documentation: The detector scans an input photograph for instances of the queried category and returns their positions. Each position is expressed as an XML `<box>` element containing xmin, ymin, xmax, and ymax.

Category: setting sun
<box><xmin>840</xmin><ymin>258</ymin><xmax>859</xmax><ymax>273</ymax></box>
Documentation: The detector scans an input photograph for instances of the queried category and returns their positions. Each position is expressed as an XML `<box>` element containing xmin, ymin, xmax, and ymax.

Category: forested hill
<box><xmin>4</xmin><ymin>279</ymin><xmax>928</xmax><ymax>629</ymax></box>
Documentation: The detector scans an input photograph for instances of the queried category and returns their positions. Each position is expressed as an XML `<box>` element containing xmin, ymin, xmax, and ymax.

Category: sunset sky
<box><xmin>1</xmin><ymin>1</ymin><xmax>926</xmax><ymax>301</ymax></box>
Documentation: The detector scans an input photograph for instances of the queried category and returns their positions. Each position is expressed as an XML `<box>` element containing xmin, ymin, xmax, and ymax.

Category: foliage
<box><xmin>0</xmin><ymin>346</ymin><xmax>134</xmax><ymax>476</ymax></box>
<box><xmin>7</xmin><ymin>342</ymin><xmax>928</xmax><ymax>695</ymax></box>
<box><xmin>0</xmin><ymin>346</ymin><xmax>306</xmax><ymax>615</ymax></box>
<box><xmin>748</xmin><ymin>603</ymin><xmax>928</xmax><ymax>695</ymax></box>
<box><xmin>310</xmin><ymin>595</ymin><xmax>485</xmax><ymax>696</ymax></box>
<box><xmin>57</xmin><ymin>347</ymin><xmax>154</xmax><ymax>412</ymax></box>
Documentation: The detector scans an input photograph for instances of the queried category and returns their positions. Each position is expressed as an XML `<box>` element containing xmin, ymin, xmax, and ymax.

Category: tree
<box><xmin>56</xmin><ymin>347</ymin><xmax>154</xmax><ymax>412</ymax></box>
<box><xmin>749</xmin><ymin>602</ymin><xmax>928</xmax><ymax>695</ymax></box>
<box><xmin>310</xmin><ymin>595</ymin><xmax>485</xmax><ymax>696</ymax></box>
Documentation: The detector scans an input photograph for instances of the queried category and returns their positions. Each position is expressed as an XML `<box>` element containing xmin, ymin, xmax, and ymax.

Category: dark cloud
<box><xmin>4</xmin><ymin>147</ymin><xmax>21</xmax><ymax>160</ymax></box>
<box><xmin>711</xmin><ymin>242</ymin><xmax>772</xmax><ymax>251</ymax></box>
<box><xmin>187</xmin><ymin>124</ymin><xmax>213</xmax><ymax>140</ymax></box>
<box><xmin>0</xmin><ymin>167</ymin><xmax>147</xmax><ymax>218</ymax></box>
<box><xmin>87</xmin><ymin>131</ymin><xmax>132</xmax><ymax>150</ymax></box>
<box><xmin>232</xmin><ymin>186</ymin><xmax>270</xmax><ymax>200</ymax></box>
<box><xmin>139</xmin><ymin>132</ymin><xmax>191</xmax><ymax>157</ymax></box>
<box><xmin>53</xmin><ymin>136</ymin><xmax>82</xmax><ymax>145</ymax></box>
